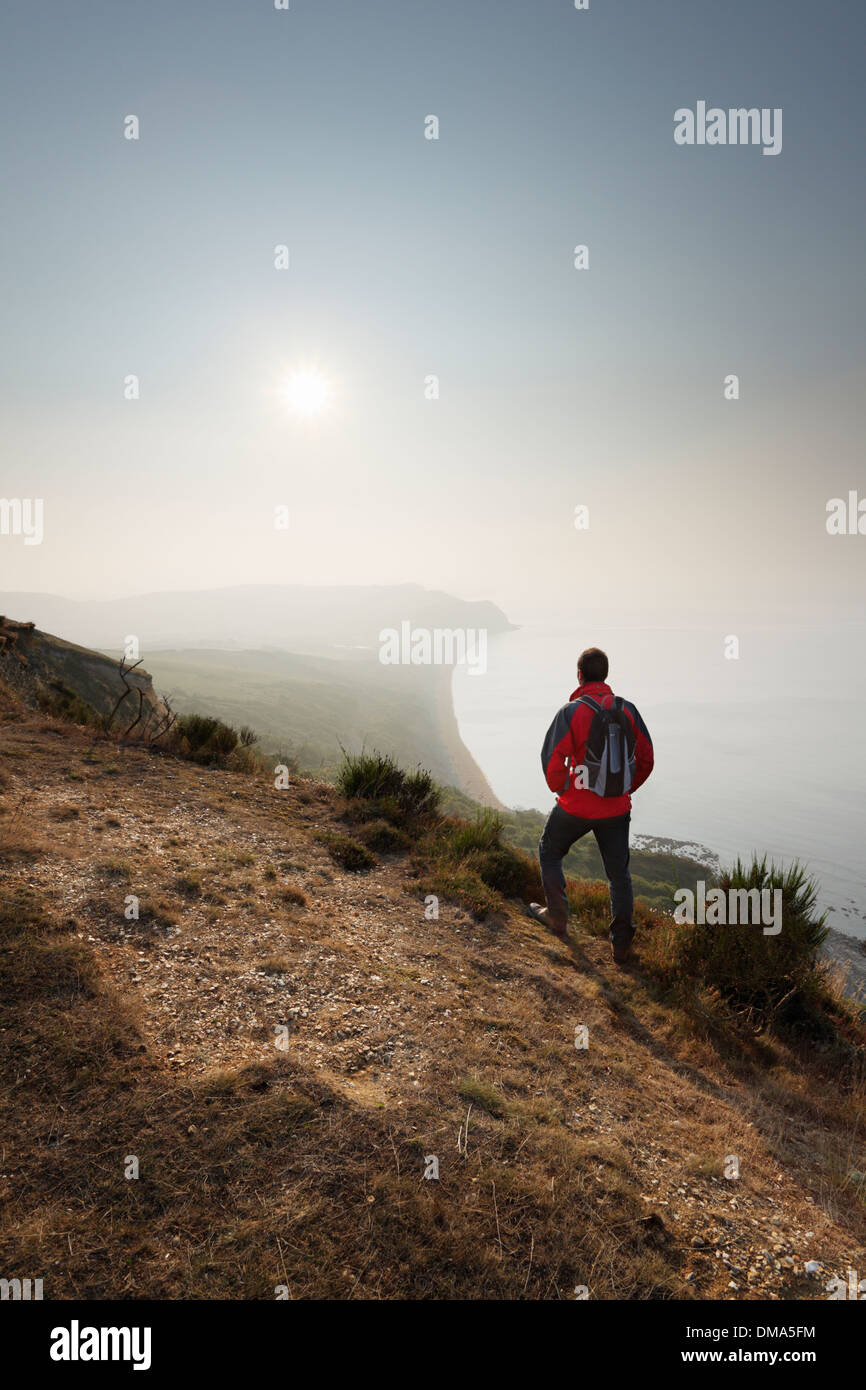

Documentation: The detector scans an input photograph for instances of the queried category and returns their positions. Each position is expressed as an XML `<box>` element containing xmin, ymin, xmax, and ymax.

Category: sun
<box><xmin>283</xmin><ymin>370</ymin><xmax>330</xmax><ymax>415</ymax></box>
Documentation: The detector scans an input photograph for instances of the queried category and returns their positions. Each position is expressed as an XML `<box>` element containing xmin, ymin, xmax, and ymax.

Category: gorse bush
<box><xmin>173</xmin><ymin>714</ymin><xmax>239</xmax><ymax>765</ymax></box>
<box><xmin>647</xmin><ymin>855</ymin><xmax>829</xmax><ymax>1026</ymax></box>
<box><xmin>336</xmin><ymin>749</ymin><xmax>441</xmax><ymax>820</ymax></box>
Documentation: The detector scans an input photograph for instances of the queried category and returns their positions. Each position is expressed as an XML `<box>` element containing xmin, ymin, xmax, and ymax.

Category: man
<box><xmin>529</xmin><ymin>647</ymin><xmax>654</xmax><ymax>964</ymax></box>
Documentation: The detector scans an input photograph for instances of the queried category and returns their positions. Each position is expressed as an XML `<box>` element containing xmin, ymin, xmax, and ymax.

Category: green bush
<box><xmin>357</xmin><ymin>819</ymin><xmax>411</xmax><ymax>854</ymax></box>
<box><xmin>440</xmin><ymin>808</ymin><xmax>503</xmax><ymax>857</ymax></box>
<box><xmin>436</xmin><ymin>812</ymin><xmax>541</xmax><ymax>901</ymax></box>
<box><xmin>174</xmin><ymin>713</ymin><xmax>239</xmax><ymax>765</ymax></box>
<box><xmin>336</xmin><ymin>750</ymin><xmax>441</xmax><ymax>821</ymax></box>
<box><xmin>420</xmin><ymin>810</ymin><xmax>542</xmax><ymax>918</ymax></box>
<box><xmin>318</xmin><ymin>833</ymin><xmax>376</xmax><ymax>873</ymax></box>
<box><xmin>650</xmin><ymin>855</ymin><xmax>829</xmax><ymax>1024</ymax></box>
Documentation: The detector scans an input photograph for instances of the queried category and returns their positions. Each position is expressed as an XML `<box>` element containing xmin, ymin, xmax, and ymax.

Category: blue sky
<box><xmin>1</xmin><ymin>0</ymin><xmax>864</xmax><ymax>622</ymax></box>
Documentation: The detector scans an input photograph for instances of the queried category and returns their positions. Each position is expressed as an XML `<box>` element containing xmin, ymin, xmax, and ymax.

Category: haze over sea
<box><xmin>452</xmin><ymin>619</ymin><xmax>866</xmax><ymax>939</ymax></box>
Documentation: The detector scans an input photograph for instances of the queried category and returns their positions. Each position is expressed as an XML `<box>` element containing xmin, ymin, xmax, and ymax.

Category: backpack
<box><xmin>575</xmin><ymin>694</ymin><xmax>636</xmax><ymax>797</ymax></box>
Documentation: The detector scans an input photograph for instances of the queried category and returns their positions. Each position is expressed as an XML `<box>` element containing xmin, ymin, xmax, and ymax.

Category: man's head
<box><xmin>577</xmin><ymin>647</ymin><xmax>609</xmax><ymax>685</ymax></box>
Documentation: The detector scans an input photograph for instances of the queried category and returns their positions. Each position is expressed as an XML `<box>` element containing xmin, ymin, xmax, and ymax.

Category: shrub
<box><xmin>318</xmin><ymin>833</ymin><xmax>376</xmax><ymax>873</ymax></box>
<box><xmin>435</xmin><ymin>812</ymin><xmax>541</xmax><ymax>901</ymax></box>
<box><xmin>647</xmin><ymin>855</ymin><xmax>830</xmax><ymax>1027</ymax></box>
<box><xmin>441</xmin><ymin>809</ymin><xmax>503</xmax><ymax>857</ymax></box>
<box><xmin>357</xmin><ymin>819</ymin><xmax>411</xmax><ymax>854</ymax></box>
<box><xmin>173</xmin><ymin>714</ymin><xmax>239</xmax><ymax>765</ymax></box>
<box><xmin>336</xmin><ymin>750</ymin><xmax>441</xmax><ymax>821</ymax></box>
<box><xmin>279</xmin><ymin>884</ymin><xmax>307</xmax><ymax>907</ymax></box>
<box><xmin>224</xmin><ymin>743</ymin><xmax>266</xmax><ymax>774</ymax></box>
<box><xmin>37</xmin><ymin>681</ymin><xmax>101</xmax><ymax>729</ymax></box>
<box><xmin>417</xmin><ymin>810</ymin><xmax>541</xmax><ymax>919</ymax></box>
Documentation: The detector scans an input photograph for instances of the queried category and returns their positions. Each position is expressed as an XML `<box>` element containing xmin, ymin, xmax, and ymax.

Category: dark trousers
<box><xmin>538</xmin><ymin>804</ymin><xmax>634</xmax><ymax>938</ymax></box>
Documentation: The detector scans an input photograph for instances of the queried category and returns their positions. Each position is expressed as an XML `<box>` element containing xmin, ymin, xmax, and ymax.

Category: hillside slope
<box><xmin>0</xmin><ymin>617</ymin><xmax>165</xmax><ymax>731</ymax></box>
<box><xmin>1</xmin><ymin>708</ymin><xmax>864</xmax><ymax>1300</ymax></box>
<box><xmin>142</xmin><ymin>646</ymin><xmax>503</xmax><ymax>805</ymax></box>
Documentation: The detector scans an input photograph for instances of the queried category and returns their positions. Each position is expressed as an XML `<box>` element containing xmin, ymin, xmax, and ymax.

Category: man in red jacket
<box><xmin>529</xmin><ymin>647</ymin><xmax>654</xmax><ymax>963</ymax></box>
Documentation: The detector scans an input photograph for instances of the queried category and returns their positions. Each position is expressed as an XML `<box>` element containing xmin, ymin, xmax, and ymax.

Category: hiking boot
<box><xmin>528</xmin><ymin>902</ymin><xmax>567</xmax><ymax>939</ymax></box>
<box><xmin>610</xmin><ymin>924</ymin><xmax>635</xmax><ymax>965</ymax></box>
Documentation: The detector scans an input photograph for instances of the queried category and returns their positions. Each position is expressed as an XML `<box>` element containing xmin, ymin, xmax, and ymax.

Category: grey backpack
<box><xmin>577</xmin><ymin>694</ymin><xmax>636</xmax><ymax>797</ymax></box>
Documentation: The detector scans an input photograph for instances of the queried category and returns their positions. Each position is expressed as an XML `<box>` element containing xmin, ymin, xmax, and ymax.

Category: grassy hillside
<box><xmin>141</xmin><ymin>646</ymin><xmax>500</xmax><ymax>803</ymax></box>
<box><xmin>0</xmin><ymin>708</ymin><xmax>864</xmax><ymax>1301</ymax></box>
<box><xmin>133</xmin><ymin>650</ymin><xmax>709</xmax><ymax>906</ymax></box>
<box><xmin>440</xmin><ymin>785</ymin><xmax>709</xmax><ymax>911</ymax></box>
<box><xmin>0</xmin><ymin>620</ymin><xmax>164</xmax><ymax>732</ymax></box>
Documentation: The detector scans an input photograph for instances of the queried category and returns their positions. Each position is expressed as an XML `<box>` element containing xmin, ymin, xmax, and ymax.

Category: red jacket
<box><xmin>541</xmin><ymin>681</ymin><xmax>654</xmax><ymax>819</ymax></box>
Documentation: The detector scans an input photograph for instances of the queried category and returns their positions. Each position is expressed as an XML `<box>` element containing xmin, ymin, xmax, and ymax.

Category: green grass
<box><xmin>425</xmin><ymin>811</ymin><xmax>541</xmax><ymax>914</ymax></box>
<box><xmin>337</xmin><ymin>749</ymin><xmax>440</xmax><ymax>820</ymax></box>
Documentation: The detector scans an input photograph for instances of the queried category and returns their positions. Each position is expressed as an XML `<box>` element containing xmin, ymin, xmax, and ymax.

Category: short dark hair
<box><xmin>577</xmin><ymin>647</ymin><xmax>609</xmax><ymax>683</ymax></box>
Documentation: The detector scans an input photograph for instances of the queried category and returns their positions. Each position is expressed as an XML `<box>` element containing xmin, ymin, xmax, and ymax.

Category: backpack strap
<box><xmin>575</xmin><ymin>694</ymin><xmax>603</xmax><ymax>714</ymax></box>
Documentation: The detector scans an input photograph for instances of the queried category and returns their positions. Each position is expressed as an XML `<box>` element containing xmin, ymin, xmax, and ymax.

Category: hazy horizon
<box><xmin>2</xmin><ymin>0</ymin><xmax>865</xmax><ymax>628</ymax></box>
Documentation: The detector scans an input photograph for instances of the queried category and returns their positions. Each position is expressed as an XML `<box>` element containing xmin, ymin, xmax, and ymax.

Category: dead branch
<box><xmin>105</xmin><ymin>655</ymin><xmax>144</xmax><ymax>734</ymax></box>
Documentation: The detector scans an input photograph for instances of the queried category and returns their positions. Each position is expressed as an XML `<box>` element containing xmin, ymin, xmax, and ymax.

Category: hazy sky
<box><xmin>2</xmin><ymin>0</ymin><xmax>864</xmax><ymax>625</ymax></box>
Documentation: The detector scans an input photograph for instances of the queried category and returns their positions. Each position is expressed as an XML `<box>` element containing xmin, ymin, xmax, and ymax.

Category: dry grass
<box><xmin>0</xmin><ymin>710</ymin><xmax>864</xmax><ymax>1300</ymax></box>
<box><xmin>0</xmin><ymin>886</ymin><xmax>688</xmax><ymax>1299</ymax></box>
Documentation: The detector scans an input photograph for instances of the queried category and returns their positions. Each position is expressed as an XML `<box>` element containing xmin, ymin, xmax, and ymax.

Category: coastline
<box><xmin>431</xmin><ymin>666</ymin><xmax>505</xmax><ymax>809</ymax></box>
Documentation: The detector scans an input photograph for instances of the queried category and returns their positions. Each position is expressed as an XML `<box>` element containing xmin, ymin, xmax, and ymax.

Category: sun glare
<box><xmin>283</xmin><ymin>370</ymin><xmax>329</xmax><ymax>414</ymax></box>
